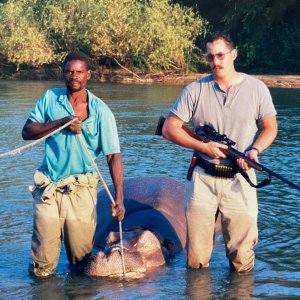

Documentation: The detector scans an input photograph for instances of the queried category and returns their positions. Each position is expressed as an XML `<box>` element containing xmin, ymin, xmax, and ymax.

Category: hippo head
<box><xmin>84</xmin><ymin>229</ymin><xmax>166</xmax><ymax>277</ymax></box>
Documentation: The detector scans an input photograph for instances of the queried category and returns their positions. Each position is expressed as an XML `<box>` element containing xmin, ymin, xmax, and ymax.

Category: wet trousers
<box><xmin>30</xmin><ymin>170</ymin><xmax>98</xmax><ymax>277</ymax></box>
<box><xmin>185</xmin><ymin>166</ymin><xmax>258</xmax><ymax>273</ymax></box>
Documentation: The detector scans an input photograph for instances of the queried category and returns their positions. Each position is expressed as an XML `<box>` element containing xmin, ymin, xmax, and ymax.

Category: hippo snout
<box><xmin>84</xmin><ymin>249</ymin><xmax>146</xmax><ymax>277</ymax></box>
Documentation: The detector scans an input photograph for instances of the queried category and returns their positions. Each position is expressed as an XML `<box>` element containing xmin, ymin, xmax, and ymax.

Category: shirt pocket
<box><xmin>83</xmin><ymin>116</ymin><xmax>98</xmax><ymax>137</ymax></box>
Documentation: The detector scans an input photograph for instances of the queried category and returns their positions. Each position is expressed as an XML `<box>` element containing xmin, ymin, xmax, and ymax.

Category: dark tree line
<box><xmin>174</xmin><ymin>0</ymin><xmax>300</xmax><ymax>74</ymax></box>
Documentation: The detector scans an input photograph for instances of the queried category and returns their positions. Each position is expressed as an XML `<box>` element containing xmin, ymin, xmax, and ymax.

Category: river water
<box><xmin>0</xmin><ymin>80</ymin><xmax>299</xmax><ymax>299</ymax></box>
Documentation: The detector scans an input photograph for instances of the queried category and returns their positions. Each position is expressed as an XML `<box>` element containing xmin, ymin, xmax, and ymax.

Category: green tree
<box><xmin>89</xmin><ymin>0</ymin><xmax>142</xmax><ymax>65</ymax></box>
<box><xmin>0</xmin><ymin>0</ymin><xmax>54</xmax><ymax>70</ymax></box>
<box><xmin>37</xmin><ymin>0</ymin><xmax>99</xmax><ymax>59</ymax></box>
<box><xmin>0</xmin><ymin>0</ymin><xmax>208</xmax><ymax>72</ymax></box>
<box><xmin>126</xmin><ymin>0</ymin><xmax>207</xmax><ymax>70</ymax></box>
<box><xmin>86</xmin><ymin>0</ymin><xmax>207</xmax><ymax>71</ymax></box>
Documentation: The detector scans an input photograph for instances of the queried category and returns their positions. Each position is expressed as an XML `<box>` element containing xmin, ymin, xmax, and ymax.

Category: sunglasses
<box><xmin>205</xmin><ymin>51</ymin><xmax>232</xmax><ymax>62</ymax></box>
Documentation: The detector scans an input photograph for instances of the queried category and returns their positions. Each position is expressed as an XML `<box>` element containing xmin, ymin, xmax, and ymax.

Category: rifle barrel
<box><xmin>260</xmin><ymin>164</ymin><xmax>300</xmax><ymax>191</ymax></box>
<box><xmin>226</xmin><ymin>146</ymin><xmax>300</xmax><ymax>191</ymax></box>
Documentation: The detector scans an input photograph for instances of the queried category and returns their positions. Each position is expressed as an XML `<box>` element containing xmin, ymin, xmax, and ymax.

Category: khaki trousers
<box><xmin>185</xmin><ymin>166</ymin><xmax>258</xmax><ymax>273</ymax></box>
<box><xmin>30</xmin><ymin>171</ymin><xmax>98</xmax><ymax>277</ymax></box>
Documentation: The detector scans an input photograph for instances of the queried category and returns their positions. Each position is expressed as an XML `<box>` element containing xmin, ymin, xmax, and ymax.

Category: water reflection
<box><xmin>185</xmin><ymin>268</ymin><xmax>255</xmax><ymax>300</ymax></box>
<box><xmin>28</xmin><ymin>273</ymin><xmax>134</xmax><ymax>300</ymax></box>
<box><xmin>185</xmin><ymin>269</ymin><xmax>214</xmax><ymax>299</ymax></box>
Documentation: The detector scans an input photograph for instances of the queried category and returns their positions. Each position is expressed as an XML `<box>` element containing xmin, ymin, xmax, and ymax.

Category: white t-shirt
<box><xmin>170</xmin><ymin>73</ymin><xmax>277</xmax><ymax>164</ymax></box>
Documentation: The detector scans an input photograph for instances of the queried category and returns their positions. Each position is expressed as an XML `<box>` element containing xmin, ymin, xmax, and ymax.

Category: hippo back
<box><xmin>94</xmin><ymin>176</ymin><xmax>186</xmax><ymax>254</ymax></box>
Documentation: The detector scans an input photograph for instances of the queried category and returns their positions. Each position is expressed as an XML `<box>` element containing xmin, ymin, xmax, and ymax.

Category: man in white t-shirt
<box><xmin>162</xmin><ymin>31</ymin><xmax>277</xmax><ymax>273</ymax></box>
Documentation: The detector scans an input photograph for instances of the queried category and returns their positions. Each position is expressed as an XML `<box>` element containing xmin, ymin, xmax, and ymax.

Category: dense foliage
<box><xmin>0</xmin><ymin>0</ymin><xmax>298</xmax><ymax>74</ymax></box>
<box><xmin>0</xmin><ymin>0</ymin><xmax>207</xmax><ymax>72</ymax></box>
<box><xmin>223</xmin><ymin>0</ymin><xmax>300</xmax><ymax>73</ymax></box>
<box><xmin>175</xmin><ymin>0</ymin><xmax>300</xmax><ymax>74</ymax></box>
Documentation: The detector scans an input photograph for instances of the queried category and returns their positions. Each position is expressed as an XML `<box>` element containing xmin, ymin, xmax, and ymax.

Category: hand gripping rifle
<box><xmin>155</xmin><ymin>116</ymin><xmax>300</xmax><ymax>191</ymax></box>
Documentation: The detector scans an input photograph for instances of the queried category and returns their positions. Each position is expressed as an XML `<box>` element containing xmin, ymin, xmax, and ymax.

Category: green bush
<box><xmin>0</xmin><ymin>0</ymin><xmax>54</xmax><ymax>71</ymax></box>
<box><xmin>0</xmin><ymin>0</ymin><xmax>207</xmax><ymax>72</ymax></box>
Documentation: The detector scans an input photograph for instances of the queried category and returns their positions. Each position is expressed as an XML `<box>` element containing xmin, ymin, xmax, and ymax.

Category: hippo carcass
<box><xmin>84</xmin><ymin>176</ymin><xmax>186</xmax><ymax>277</ymax></box>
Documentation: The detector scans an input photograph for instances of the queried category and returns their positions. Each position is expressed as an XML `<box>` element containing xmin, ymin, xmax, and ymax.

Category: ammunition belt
<box><xmin>194</xmin><ymin>152</ymin><xmax>238</xmax><ymax>178</ymax></box>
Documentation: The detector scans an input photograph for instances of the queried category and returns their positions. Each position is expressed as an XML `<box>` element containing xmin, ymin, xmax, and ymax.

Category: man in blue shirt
<box><xmin>22</xmin><ymin>51</ymin><xmax>125</xmax><ymax>277</ymax></box>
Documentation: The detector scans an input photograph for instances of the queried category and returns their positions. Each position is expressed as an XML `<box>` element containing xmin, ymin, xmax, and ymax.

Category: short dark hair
<box><xmin>62</xmin><ymin>51</ymin><xmax>92</xmax><ymax>71</ymax></box>
<box><xmin>205</xmin><ymin>31</ymin><xmax>234</xmax><ymax>49</ymax></box>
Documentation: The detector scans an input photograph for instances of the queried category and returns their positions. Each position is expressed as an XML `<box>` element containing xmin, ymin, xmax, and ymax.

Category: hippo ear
<box><xmin>161</xmin><ymin>239</ymin><xmax>175</xmax><ymax>255</ymax></box>
<box><xmin>154</xmin><ymin>232</ymin><xmax>175</xmax><ymax>257</ymax></box>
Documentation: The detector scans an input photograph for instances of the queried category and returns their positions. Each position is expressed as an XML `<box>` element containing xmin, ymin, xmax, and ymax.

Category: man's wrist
<box><xmin>250</xmin><ymin>146</ymin><xmax>260</xmax><ymax>155</ymax></box>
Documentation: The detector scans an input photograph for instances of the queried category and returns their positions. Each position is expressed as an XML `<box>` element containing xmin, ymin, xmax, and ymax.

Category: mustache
<box><xmin>68</xmin><ymin>80</ymin><xmax>81</xmax><ymax>84</ymax></box>
<box><xmin>213</xmin><ymin>65</ymin><xmax>223</xmax><ymax>70</ymax></box>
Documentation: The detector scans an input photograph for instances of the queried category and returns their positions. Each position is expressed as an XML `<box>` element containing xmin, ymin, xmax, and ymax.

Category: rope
<box><xmin>77</xmin><ymin>134</ymin><xmax>126</xmax><ymax>276</ymax></box>
<box><xmin>0</xmin><ymin>118</ymin><xmax>77</xmax><ymax>158</ymax></box>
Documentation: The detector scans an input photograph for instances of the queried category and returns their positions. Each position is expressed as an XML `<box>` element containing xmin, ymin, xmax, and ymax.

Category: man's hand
<box><xmin>66</xmin><ymin>116</ymin><xmax>82</xmax><ymax>134</ymax></box>
<box><xmin>204</xmin><ymin>141</ymin><xmax>228</xmax><ymax>159</ymax></box>
<box><xmin>237</xmin><ymin>149</ymin><xmax>259</xmax><ymax>171</ymax></box>
<box><xmin>111</xmin><ymin>200</ymin><xmax>125</xmax><ymax>221</ymax></box>
<box><xmin>162</xmin><ymin>114</ymin><xmax>228</xmax><ymax>159</ymax></box>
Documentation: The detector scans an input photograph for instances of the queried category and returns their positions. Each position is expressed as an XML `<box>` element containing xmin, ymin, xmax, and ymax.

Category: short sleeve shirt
<box><xmin>170</xmin><ymin>73</ymin><xmax>277</xmax><ymax>163</ymax></box>
<box><xmin>29</xmin><ymin>88</ymin><xmax>120</xmax><ymax>183</ymax></box>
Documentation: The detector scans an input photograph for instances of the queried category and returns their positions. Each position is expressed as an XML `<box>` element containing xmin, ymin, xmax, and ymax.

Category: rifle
<box><xmin>155</xmin><ymin>116</ymin><xmax>300</xmax><ymax>192</ymax></box>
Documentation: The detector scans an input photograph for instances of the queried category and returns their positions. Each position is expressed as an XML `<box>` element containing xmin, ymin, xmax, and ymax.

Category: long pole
<box><xmin>77</xmin><ymin>134</ymin><xmax>126</xmax><ymax>276</ymax></box>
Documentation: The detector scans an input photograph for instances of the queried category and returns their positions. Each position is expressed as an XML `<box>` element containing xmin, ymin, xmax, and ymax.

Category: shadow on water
<box><xmin>0</xmin><ymin>81</ymin><xmax>299</xmax><ymax>299</ymax></box>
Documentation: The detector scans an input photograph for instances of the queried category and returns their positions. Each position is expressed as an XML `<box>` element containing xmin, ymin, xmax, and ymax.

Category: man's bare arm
<box><xmin>162</xmin><ymin>113</ymin><xmax>228</xmax><ymax>159</ymax></box>
<box><xmin>106</xmin><ymin>152</ymin><xmax>125</xmax><ymax>221</ymax></box>
<box><xmin>22</xmin><ymin>116</ymin><xmax>81</xmax><ymax>140</ymax></box>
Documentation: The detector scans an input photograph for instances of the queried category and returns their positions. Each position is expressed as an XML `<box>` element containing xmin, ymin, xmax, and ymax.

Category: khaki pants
<box><xmin>30</xmin><ymin>171</ymin><xmax>99</xmax><ymax>277</ymax></box>
<box><xmin>185</xmin><ymin>166</ymin><xmax>258</xmax><ymax>273</ymax></box>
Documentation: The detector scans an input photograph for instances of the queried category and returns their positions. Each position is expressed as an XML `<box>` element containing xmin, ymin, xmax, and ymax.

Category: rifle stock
<box><xmin>155</xmin><ymin>116</ymin><xmax>300</xmax><ymax>191</ymax></box>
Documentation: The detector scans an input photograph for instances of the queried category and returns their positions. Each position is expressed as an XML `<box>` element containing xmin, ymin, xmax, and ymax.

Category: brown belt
<box><xmin>194</xmin><ymin>152</ymin><xmax>238</xmax><ymax>178</ymax></box>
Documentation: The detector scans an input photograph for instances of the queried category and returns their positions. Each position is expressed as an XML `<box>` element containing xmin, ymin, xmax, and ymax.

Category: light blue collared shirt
<box><xmin>29</xmin><ymin>88</ymin><xmax>120</xmax><ymax>183</ymax></box>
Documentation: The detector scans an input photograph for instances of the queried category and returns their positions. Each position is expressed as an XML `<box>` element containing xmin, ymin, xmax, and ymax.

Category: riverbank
<box><xmin>98</xmin><ymin>70</ymin><xmax>300</xmax><ymax>88</ymax></box>
<box><xmin>1</xmin><ymin>66</ymin><xmax>300</xmax><ymax>88</ymax></box>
